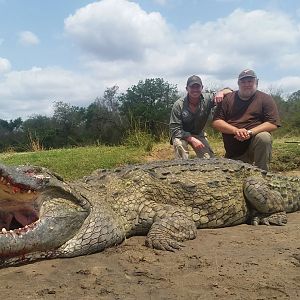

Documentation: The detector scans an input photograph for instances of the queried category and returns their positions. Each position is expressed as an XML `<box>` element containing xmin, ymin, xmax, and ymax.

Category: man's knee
<box><xmin>253</xmin><ymin>132</ymin><xmax>272</xmax><ymax>147</ymax></box>
<box><xmin>194</xmin><ymin>136</ymin><xmax>215</xmax><ymax>159</ymax></box>
<box><xmin>251</xmin><ymin>132</ymin><xmax>272</xmax><ymax>171</ymax></box>
<box><xmin>173</xmin><ymin>138</ymin><xmax>188</xmax><ymax>148</ymax></box>
<box><xmin>173</xmin><ymin>138</ymin><xmax>189</xmax><ymax>159</ymax></box>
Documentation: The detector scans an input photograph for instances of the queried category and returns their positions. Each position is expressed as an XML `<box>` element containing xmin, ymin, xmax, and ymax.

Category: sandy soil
<box><xmin>0</xmin><ymin>211</ymin><xmax>299</xmax><ymax>300</ymax></box>
<box><xmin>0</xmin><ymin>150</ymin><xmax>299</xmax><ymax>299</ymax></box>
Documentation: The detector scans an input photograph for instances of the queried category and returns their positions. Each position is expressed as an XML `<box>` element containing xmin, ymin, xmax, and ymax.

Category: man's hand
<box><xmin>214</xmin><ymin>88</ymin><xmax>233</xmax><ymax>104</ymax></box>
<box><xmin>234</xmin><ymin>128</ymin><xmax>251</xmax><ymax>141</ymax></box>
<box><xmin>214</xmin><ymin>91</ymin><xmax>225</xmax><ymax>104</ymax></box>
<box><xmin>186</xmin><ymin>136</ymin><xmax>205</xmax><ymax>149</ymax></box>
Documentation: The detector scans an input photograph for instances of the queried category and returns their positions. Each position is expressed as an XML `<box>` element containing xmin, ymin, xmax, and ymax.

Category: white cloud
<box><xmin>18</xmin><ymin>31</ymin><xmax>40</xmax><ymax>46</ymax></box>
<box><xmin>65</xmin><ymin>5</ymin><xmax>300</xmax><ymax>82</ymax></box>
<box><xmin>180</xmin><ymin>9</ymin><xmax>300</xmax><ymax>75</ymax></box>
<box><xmin>1</xmin><ymin>3</ymin><xmax>300</xmax><ymax>120</ymax></box>
<box><xmin>273</xmin><ymin>76</ymin><xmax>300</xmax><ymax>95</ymax></box>
<box><xmin>279</xmin><ymin>53</ymin><xmax>300</xmax><ymax>70</ymax></box>
<box><xmin>0</xmin><ymin>57</ymin><xmax>11</xmax><ymax>73</ymax></box>
<box><xmin>0</xmin><ymin>67</ymin><xmax>103</xmax><ymax>120</ymax></box>
<box><xmin>64</xmin><ymin>0</ymin><xmax>170</xmax><ymax>61</ymax></box>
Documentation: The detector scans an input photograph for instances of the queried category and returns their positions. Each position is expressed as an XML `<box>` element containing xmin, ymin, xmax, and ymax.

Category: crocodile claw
<box><xmin>145</xmin><ymin>237</ymin><xmax>184</xmax><ymax>251</ymax></box>
<box><xmin>251</xmin><ymin>212</ymin><xmax>287</xmax><ymax>226</ymax></box>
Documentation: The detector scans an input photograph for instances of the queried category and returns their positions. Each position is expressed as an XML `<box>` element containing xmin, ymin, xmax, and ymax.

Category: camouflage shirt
<box><xmin>169</xmin><ymin>93</ymin><xmax>215</xmax><ymax>141</ymax></box>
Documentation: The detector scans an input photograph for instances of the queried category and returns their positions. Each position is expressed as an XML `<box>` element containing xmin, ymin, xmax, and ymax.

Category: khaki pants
<box><xmin>172</xmin><ymin>135</ymin><xmax>214</xmax><ymax>159</ymax></box>
<box><xmin>233</xmin><ymin>132</ymin><xmax>272</xmax><ymax>171</ymax></box>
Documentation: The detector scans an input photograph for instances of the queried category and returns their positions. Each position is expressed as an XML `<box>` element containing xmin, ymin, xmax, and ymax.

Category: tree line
<box><xmin>0</xmin><ymin>78</ymin><xmax>299</xmax><ymax>152</ymax></box>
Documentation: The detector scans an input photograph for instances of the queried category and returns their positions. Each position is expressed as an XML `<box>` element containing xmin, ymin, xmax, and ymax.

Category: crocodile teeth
<box><xmin>1</xmin><ymin>228</ymin><xmax>7</xmax><ymax>233</ymax></box>
<box><xmin>34</xmin><ymin>174</ymin><xmax>45</xmax><ymax>179</ymax></box>
<box><xmin>8</xmin><ymin>230</ymin><xmax>17</xmax><ymax>238</ymax></box>
<box><xmin>27</xmin><ymin>190</ymin><xmax>32</xmax><ymax>194</ymax></box>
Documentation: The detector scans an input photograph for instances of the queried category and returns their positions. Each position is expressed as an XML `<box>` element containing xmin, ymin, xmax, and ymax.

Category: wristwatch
<box><xmin>247</xmin><ymin>130</ymin><xmax>254</xmax><ymax>137</ymax></box>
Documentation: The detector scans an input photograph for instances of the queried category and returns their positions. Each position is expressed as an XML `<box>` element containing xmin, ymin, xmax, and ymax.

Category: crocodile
<box><xmin>0</xmin><ymin>158</ymin><xmax>299</xmax><ymax>268</ymax></box>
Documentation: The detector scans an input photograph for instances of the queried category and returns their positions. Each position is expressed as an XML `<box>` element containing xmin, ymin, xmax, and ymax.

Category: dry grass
<box><xmin>144</xmin><ymin>137</ymin><xmax>300</xmax><ymax>172</ymax></box>
<box><xmin>28</xmin><ymin>131</ymin><xmax>44</xmax><ymax>152</ymax></box>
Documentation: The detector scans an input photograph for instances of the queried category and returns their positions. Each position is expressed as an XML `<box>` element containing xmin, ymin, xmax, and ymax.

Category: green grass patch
<box><xmin>0</xmin><ymin>145</ymin><xmax>146</xmax><ymax>180</ymax></box>
<box><xmin>208</xmin><ymin>135</ymin><xmax>300</xmax><ymax>172</ymax></box>
<box><xmin>0</xmin><ymin>137</ymin><xmax>299</xmax><ymax>181</ymax></box>
<box><xmin>270</xmin><ymin>139</ymin><xmax>300</xmax><ymax>171</ymax></box>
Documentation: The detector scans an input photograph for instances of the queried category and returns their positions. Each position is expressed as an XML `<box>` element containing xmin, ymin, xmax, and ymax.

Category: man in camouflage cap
<box><xmin>169</xmin><ymin>75</ymin><xmax>232</xmax><ymax>159</ymax></box>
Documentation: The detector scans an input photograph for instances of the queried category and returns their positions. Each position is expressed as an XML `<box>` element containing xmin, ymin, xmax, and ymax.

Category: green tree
<box><xmin>52</xmin><ymin>101</ymin><xmax>87</xmax><ymax>146</ymax></box>
<box><xmin>86</xmin><ymin>86</ymin><xmax>125</xmax><ymax>145</ymax></box>
<box><xmin>287</xmin><ymin>90</ymin><xmax>300</xmax><ymax>132</ymax></box>
<box><xmin>118</xmin><ymin>78</ymin><xmax>179</xmax><ymax>138</ymax></box>
<box><xmin>22</xmin><ymin>115</ymin><xmax>57</xmax><ymax>149</ymax></box>
<box><xmin>0</xmin><ymin>118</ymin><xmax>24</xmax><ymax>151</ymax></box>
<box><xmin>102</xmin><ymin>85</ymin><xmax>120</xmax><ymax>112</ymax></box>
<box><xmin>271</xmin><ymin>90</ymin><xmax>300</xmax><ymax>136</ymax></box>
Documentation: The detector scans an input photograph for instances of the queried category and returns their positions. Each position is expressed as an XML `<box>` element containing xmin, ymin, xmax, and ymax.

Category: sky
<box><xmin>0</xmin><ymin>0</ymin><xmax>300</xmax><ymax>120</ymax></box>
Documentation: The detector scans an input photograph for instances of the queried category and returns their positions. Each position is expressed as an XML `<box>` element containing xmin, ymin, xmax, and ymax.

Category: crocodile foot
<box><xmin>252</xmin><ymin>211</ymin><xmax>287</xmax><ymax>226</ymax></box>
<box><xmin>144</xmin><ymin>214</ymin><xmax>197</xmax><ymax>251</ymax></box>
<box><xmin>145</xmin><ymin>235</ymin><xmax>184</xmax><ymax>251</ymax></box>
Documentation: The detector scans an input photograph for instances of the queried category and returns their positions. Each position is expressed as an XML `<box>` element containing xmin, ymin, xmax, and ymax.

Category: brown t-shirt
<box><xmin>213</xmin><ymin>90</ymin><xmax>281</xmax><ymax>158</ymax></box>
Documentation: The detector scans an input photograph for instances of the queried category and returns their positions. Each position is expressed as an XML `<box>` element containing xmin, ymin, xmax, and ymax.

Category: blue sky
<box><xmin>0</xmin><ymin>0</ymin><xmax>300</xmax><ymax>120</ymax></box>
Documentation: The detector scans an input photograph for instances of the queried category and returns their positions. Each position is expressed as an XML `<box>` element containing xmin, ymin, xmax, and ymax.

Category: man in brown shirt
<box><xmin>212</xmin><ymin>69</ymin><xmax>281</xmax><ymax>171</ymax></box>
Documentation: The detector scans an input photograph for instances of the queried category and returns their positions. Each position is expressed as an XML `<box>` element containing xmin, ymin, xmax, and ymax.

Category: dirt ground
<box><xmin>0</xmin><ymin>211</ymin><xmax>299</xmax><ymax>300</ymax></box>
<box><xmin>0</xmin><ymin>148</ymin><xmax>299</xmax><ymax>300</ymax></box>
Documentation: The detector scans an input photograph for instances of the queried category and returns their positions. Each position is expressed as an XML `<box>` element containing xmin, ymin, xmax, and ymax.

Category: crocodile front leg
<box><xmin>243</xmin><ymin>176</ymin><xmax>287</xmax><ymax>226</ymax></box>
<box><xmin>140</xmin><ymin>205</ymin><xmax>197</xmax><ymax>251</ymax></box>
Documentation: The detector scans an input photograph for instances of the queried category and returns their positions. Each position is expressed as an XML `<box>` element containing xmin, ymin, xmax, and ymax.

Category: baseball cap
<box><xmin>186</xmin><ymin>75</ymin><xmax>202</xmax><ymax>87</ymax></box>
<box><xmin>238</xmin><ymin>69</ymin><xmax>257</xmax><ymax>80</ymax></box>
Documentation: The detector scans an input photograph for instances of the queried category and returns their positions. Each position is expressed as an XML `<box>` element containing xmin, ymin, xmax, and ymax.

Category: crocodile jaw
<box><xmin>0</xmin><ymin>192</ymin><xmax>89</xmax><ymax>259</ymax></box>
<box><xmin>0</xmin><ymin>178</ymin><xmax>40</xmax><ymax>232</ymax></box>
<box><xmin>0</xmin><ymin>165</ymin><xmax>89</xmax><ymax>260</ymax></box>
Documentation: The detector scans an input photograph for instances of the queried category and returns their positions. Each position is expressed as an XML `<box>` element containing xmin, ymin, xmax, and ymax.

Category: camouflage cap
<box><xmin>186</xmin><ymin>75</ymin><xmax>203</xmax><ymax>87</ymax></box>
<box><xmin>238</xmin><ymin>69</ymin><xmax>257</xmax><ymax>80</ymax></box>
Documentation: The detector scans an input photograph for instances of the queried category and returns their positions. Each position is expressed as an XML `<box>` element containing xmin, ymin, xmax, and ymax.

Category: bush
<box><xmin>123</xmin><ymin>128</ymin><xmax>154</xmax><ymax>152</ymax></box>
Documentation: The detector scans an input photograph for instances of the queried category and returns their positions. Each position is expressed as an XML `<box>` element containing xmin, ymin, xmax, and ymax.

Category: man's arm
<box><xmin>212</xmin><ymin>119</ymin><xmax>236</xmax><ymax>134</ymax></box>
<box><xmin>212</xmin><ymin>119</ymin><xmax>249</xmax><ymax>141</ymax></box>
<box><xmin>248</xmin><ymin>122</ymin><xmax>278</xmax><ymax>135</ymax></box>
<box><xmin>212</xmin><ymin>119</ymin><xmax>278</xmax><ymax>141</ymax></box>
<box><xmin>170</xmin><ymin>107</ymin><xmax>206</xmax><ymax>150</ymax></box>
<box><xmin>185</xmin><ymin>136</ymin><xmax>205</xmax><ymax>150</ymax></box>
<box><xmin>214</xmin><ymin>88</ymin><xmax>233</xmax><ymax>103</ymax></box>
<box><xmin>169</xmin><ymin>101</ymin><xmax>188</xmax><ymax>140</ymax></box>
<box><xmin>212</xmin><ymin>91</ymin><xmax>280</xmax><ymax>142</ymax></box>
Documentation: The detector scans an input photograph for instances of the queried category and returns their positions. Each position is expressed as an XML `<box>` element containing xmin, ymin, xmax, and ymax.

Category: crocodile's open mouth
<box><xmin>0</xmin><ymin>164</ymin><xmax>90</xmax><ymax>264</ymax></box>
<box><xmin>0</xmin><ymin>175</ymin><xmax>40</xmax><ymax>232</ymax></box>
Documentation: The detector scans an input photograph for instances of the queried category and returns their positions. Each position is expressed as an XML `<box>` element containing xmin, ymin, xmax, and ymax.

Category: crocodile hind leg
<box><xmin>243</xmin><ymin>176</ymin><xmax>287</xmax><ymax>226</ymax></box>
<box><xmin>145</xmin><ymin>211</ymin><xmax>197</xmax><ymax>251</ymax></box>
